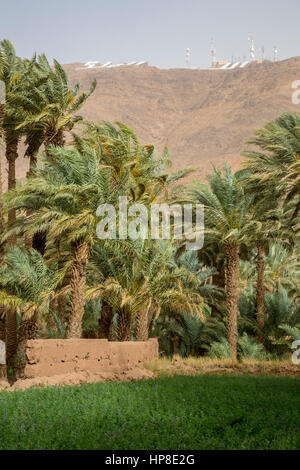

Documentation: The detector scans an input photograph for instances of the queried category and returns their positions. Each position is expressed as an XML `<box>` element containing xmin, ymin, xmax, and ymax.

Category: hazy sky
<box><xmin>1</xmin><ymin>0</ymin><xmax>300</xmax><ymax>68</ymax></box>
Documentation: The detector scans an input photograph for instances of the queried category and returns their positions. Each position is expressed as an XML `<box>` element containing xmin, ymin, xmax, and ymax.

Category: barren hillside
<box><xmin>2</xmin><ymin>57</ymin><xmax>300</xmax><ymax>186</ymax></box>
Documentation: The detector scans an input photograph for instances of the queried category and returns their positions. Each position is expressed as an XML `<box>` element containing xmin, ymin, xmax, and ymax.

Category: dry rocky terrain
<box><xmin>2</xmin><ymin>57</ymin><xmax>300</xmax><ymax>187</ymax></box>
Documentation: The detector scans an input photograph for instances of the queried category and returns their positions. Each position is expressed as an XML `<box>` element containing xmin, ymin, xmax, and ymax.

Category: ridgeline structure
<box><xmin>77</xmin><ymin>61</ymin><xmax>148</xmax><ymax>70</ymax></box>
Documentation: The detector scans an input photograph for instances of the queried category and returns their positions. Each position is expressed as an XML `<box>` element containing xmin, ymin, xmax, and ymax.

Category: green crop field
<box><xmin>0</xmin><ymin>375</ymin><xmax>299</xmax><ymax>450</ymax></box>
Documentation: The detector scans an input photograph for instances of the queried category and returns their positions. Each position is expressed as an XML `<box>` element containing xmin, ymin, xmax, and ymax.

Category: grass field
<box><xmin>0</xmin><ymin>375</ymin><xmax>299</xmax><ymax>450</ymax></box>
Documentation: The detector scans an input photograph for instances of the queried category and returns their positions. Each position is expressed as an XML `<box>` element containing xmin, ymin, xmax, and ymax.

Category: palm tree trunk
<box><xmin>147</xmin><ymin>305</ymin><xmax>156</xmax><ymax>333</ymax></box>
<box><xmin>0</xmin><ymin>142</ymin><xmax>6</xmax><ymax>378</ymax></box>
<box><xmin>6</xmin><ymin>137</ymin><xmax>18</xmax><ymax>243</ymax></box>
<box><xmin>0</xmin><ymin>314</ymin><xmax>6</xmax><ymax>379</ymax></box>
<box><xmin>66</xmin><ymin>241</ymin><xmax>89</xmax><ymax>338</ymax></box>
<box><xmin>14</xmin><ymin>312</ymin><xmax>38</xmax><ymax>379</ymax></box>
<box><xmin>5</xmin><ymin>136</ymin><xmax>18</xmax><ymax>366</ymax></box>
<box><xmin>224</xmin><ymin>243</ymin><xmax>239</xmax><ymax>361</ymax></box>
<box><xmin>35</xmin><ymin>129</ymin><xmax>65</xmax><ymax>254</ymax></box>
<box><xmin>256</xmin><ymin>243</ymin><xmax>265</xmax><ymax>333</ymax></box>
<box><xmin>26</xmin><ymin>149</ymin><xmax>48</xmax><ymax>255</ymax></box>
<box><xmin>0</xmin><ymin>154</ymin><xmax>4</xmax><ymax>262</ymax></box>
<box><xmin>172</xmin><ymin>334</ymin><xmax>180</xmax><ymax>355</ymax></box>
<box><xmin>45</xmin><ymin>127</ymin><xmax>65</xmax><ymax>148</ymax></box>
<box><xmin>117</xmin><ymin>308</ymin><xmax>132</xmax><ymax>341</ymax></box>
<box><xmin>0</xmin><ymin>103</ymin><xmax>4</xmax><ymax>129</ymax></box>
<box><xmin>57</xmin><ymin>294</ymin><xmax>67</xmax><ymax>325</ymax></box>
<box><xmin>98</xmin><ymin>301</ymin><xmax>114</xmax><ymax>340</ymax></box>
<box><xmin>5</xmin><ymin>307</ymin><xmax>18</xmax><ymax>368</ymax></box>
<box><xmin>136</xmin><ymin>309</ymin><xmax>149</xmax><ymax>341</ymax></box>
<box><xmin>47</xmin><ymin>298</ymin><xmax>57</xmax><ymax>332</ymax></box>
<box><xmin>24</xmin><ymin>153</ymin><xmax>38</xmax><ymax>250</ymax></box>
<box><xmin>0</xmin><ymin>315</ymin><xmax>5</xmax><ymax>341</ymax></box>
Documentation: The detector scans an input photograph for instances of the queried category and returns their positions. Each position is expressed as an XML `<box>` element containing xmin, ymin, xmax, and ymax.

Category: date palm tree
<box><xmin>240</xmin><ymin>112</ymin><xmax>300</xmax><ymax>333</ymax></box>
<box><xmin>0</xmin><ymin>40</ymin><xmax>26</xmax><ymax>367</ymax></box>
<box><xmin>183</xmin><ymin>164</ymin><xmax>258</xmax><ymax>359</ymax></box>
<box><xmin>15</xmin><ymin>55</ymin><xmax>96</xmax><ymax>149</ymax></box>
<box><xmin>0</xmin><ymin>40</ymin><xmax>27</xmax><ymax>237</ymax></box>
<box><xmin>243</xmin><ymin>112</ymin><xmax>300</xmax><ymax>219</ymax></box>
<box><xmin>74</xmin><ymin>121</ymin><xmax>193</xmax><ymax>205</ymax></box>
<box><xmin>0</xmin><ymin>247</ymin><xmax>61</xmax><ymax>377</ymax></box>
<box><xmin>87</xmin><ymin>240</ymin><xmax>206</xmax><ymax>341</ymax></box>
<box><xmin>14</xmin><ymin>56</ymin><xmax>96</xmax><ymax>254</ymax></box>
<box><xmin>4</xmin><ymin>145</ymin><xmax>123</xmax><ymax>338</ymax></box>
<box><xmin>0</xmin><ymin>46</ymin><xmax>52</xmax><ymax>365</ymax></box>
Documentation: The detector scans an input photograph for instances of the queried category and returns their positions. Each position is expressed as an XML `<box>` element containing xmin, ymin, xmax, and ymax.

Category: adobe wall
<box><xmin>24</xmin><ymin>338</ymin><xmax>159</xmax><ymax>378</ymax></box>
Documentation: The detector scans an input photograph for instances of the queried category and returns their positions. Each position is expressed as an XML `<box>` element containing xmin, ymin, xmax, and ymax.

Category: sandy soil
<box><xmin>146</xmin><ymin>358</ymin><xmax>300</xmax><ymax>378</ymax></box>
<box><xmin>0</xmin><ymin>360</ymin><xmax>298</xmax><ymax>392</ymax></box>
<box><xmin>0</xmin><ymin>367</ymin><xmax>155</xmax><ymax>392</ymax></box>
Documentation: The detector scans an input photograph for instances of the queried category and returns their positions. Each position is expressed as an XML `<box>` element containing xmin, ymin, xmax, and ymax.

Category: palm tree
<box><xmin>263</xmin><ymin>287</ymin><xmax>300</xmax><ymax>352</ymax></box>
<box><xmin>75</xmin><ymin>121</ymin><xmax>194</xmax><ymax>207</ymax></box>
<box><xmin>0</xmin><ymin>40</ymin><xmax>24</xmax><ymax>367</ymax></box>
<box><xmin>264</xmin><ymin>242</ymin><xmax>300</xmax><ymax>295</ymax></box>
<box><xmin>153</xmin><ymin>312</ymin><xmax>206</xmax><ymax>357</ymax></box>
<box><xmin>4</xmin><ymin>145</ymin><xmax>123</xmax><ymax>338</ymax></box>
<box><xmin>87</xmin><ymin>240</ymin><xmax>152</xmax><ymax>341</ymax></box>
<box><xmin>87</xmin><ymin>239</ymin><xmax>206</xmax><ymax>341</ymax></box>
<box><xmin>15</xmin><ymin>56</ymin><xmax>96</xmax><ymax>149</ymax></box>
<box><xmin>239</xmin><ymin>149</ymin><xmax>299</xmax><ymax>334</ymax></box>
<box><xmin>178</xmin><ymin>243</ymin><xmax>226</xmax><ymax>316</ymax></box>
<box><xmin>247</xmin><ymin>188</ymin><xmax>281</xmax><ymax>334</ymax></box>
<box><xmin>0</xmin><ymin>106</ymin><xmax>6</xmax><ymax>378</ymax></box>
<box><xmin>0</xmin><ymin>247</ymin><xmax>61</xmax><ymax>377</ymax></box>
<box><xmin>0</xmin><ymin>40</ymin><xmax>26</xmax><ymax>239</ymax></box>
<box><xmin>183</xmin><ymin>164</ymin><xmax>258</xmax><ymax>359</ymax></box>
<box><xmin>13</xmin><ymin>56</ymin><xmax>96</xmax><ymax>255</ymax></box>
<box><xmin>243</xmin><ymin>112</ymin><xmax>300</xmax><ymax>219</ymax></box>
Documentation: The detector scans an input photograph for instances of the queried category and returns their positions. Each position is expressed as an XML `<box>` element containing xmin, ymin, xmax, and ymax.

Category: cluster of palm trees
<box><xmin>174</xmin><ymin>112</ymin><xmax>300</xmax><ymax>359</ymax></box>
<box><xmin>0</xmin><ymin>40</ymin><xmax>299</xmax><ymax>378</ymax></box>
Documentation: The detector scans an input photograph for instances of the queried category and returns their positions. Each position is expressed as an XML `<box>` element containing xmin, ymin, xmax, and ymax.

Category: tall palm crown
<box><xmin>186</xmin><ymin>164</ymin><xmax>257</xmax><ymax>247</ymax></box>
<box><xmin>6</xmin><ymin>145</ymin><xmax>122</xmax><ymax>245</ymax></box>
<box><xmin>14</xmin><ymin>55</ymin><xmax>96</xmax><ymax>148</ymax></box>
<box><xmin>243</xmin><ymin>112</ymin><xmax>300</xmax><ymax>216</ymax></box>
<box><xmin>0</xmin><ymin>40</ymin><xmax>29</xmax><ymax>229</ymax></box>
<box><xmin>75</xmin><ymin>121</ymin><xmax>193</xmax><ymax>205</ymax></box>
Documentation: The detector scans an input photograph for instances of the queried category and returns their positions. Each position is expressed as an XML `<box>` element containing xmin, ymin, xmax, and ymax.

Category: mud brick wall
<box><xmin>24</xmin><ymin>338</ymin><xmax>159</xmax><ymax>378</ymax></box>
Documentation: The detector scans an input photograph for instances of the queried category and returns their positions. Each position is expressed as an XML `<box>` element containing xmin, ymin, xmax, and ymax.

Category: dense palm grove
<box><xmin>0</xmin><ymin>40</ymin><xmax>299</xmax><ymax>379</ymax></box>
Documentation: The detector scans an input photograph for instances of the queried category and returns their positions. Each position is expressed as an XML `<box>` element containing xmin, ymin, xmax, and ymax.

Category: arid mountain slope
<box><xmin>2</xmin><ymin>57</ymin><xmax>300</xmax><ymax>185</ymax></box>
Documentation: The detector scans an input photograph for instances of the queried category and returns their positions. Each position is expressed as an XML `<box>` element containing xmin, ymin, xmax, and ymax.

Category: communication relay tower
<box><xmin>248</xmin><ymin>35</ymin><xmax>255</xmax><ymax>61</ymax></box>
<box><xmin>274</xmin><ymin>45</ymin><xmax>278</xmax><ymax>62</ymax></box>
<box><xmin>210</xmin><ymin>38</ymin><xmax>216</xmax><ymax>67</ymax></box>
<box><xmin>260</xmin><ymin>45</ymin><xmax>265</xmax><ymax>61</ymax></box>
<box><xmin>186</xmin><ymin>47</ymin><xmax>191</xmax><ymax>67</ymax></box>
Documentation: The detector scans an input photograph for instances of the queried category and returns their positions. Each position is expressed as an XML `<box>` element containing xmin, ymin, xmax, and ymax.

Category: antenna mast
<box><xmin>186</xmin><ymin>47</ymin><xmax>191</xmax><ymax>67</ymax></box>
<box><xmin>248</xmin><ymin>35</ymin><xmax>255</xmax><ymax>61</ymax></box>
<box><xmin>260</xmin><ymin>45</ymin><xmax>265</xmax><ymax>61</ymax></box>
<box><xmin>210</xmin><ymin>38</ymin><xmax>216</xmax><ymax>67</ymax></box>
<box><xmin>274</xmin><ymin>45</ymin><xmax>278</xmax><ymax>62</ymax></box>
